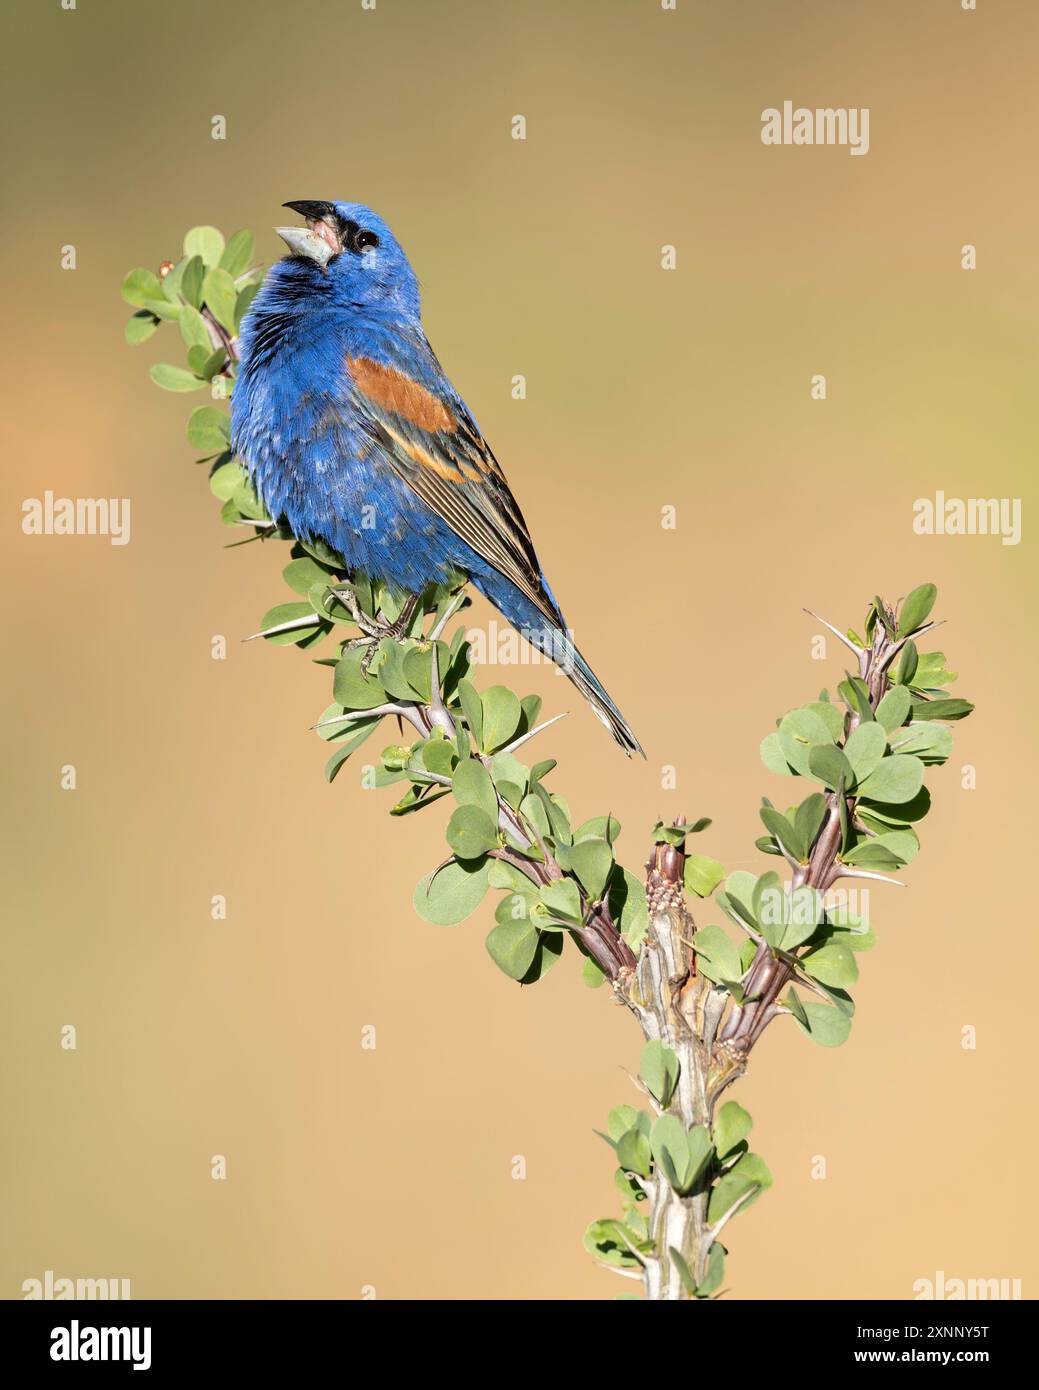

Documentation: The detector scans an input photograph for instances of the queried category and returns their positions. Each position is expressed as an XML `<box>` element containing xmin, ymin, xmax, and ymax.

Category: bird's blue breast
<box><xmin>232</xmin><ymin>294</ymin><xmax>473</xmax><ymax>595</ymax></box>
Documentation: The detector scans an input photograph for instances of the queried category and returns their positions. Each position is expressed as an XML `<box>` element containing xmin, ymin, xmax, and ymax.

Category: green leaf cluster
<box><xmin>590</xmin><ymin>1062</ymin><xmax>772</xmax><ymax>1297</ymax></box>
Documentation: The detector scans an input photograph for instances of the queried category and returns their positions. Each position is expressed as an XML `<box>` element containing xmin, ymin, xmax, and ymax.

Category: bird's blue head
<box><xmin>270</xmin><ymin>199</ymin><xmax>420</xmax><ymax>320</ymax></box>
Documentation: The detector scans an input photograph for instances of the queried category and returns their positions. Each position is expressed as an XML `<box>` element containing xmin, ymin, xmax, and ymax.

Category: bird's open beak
<box><xmin>275</xmin><ymin>200</ymin><xmax>343</xmax><ymax>266</ymax></box>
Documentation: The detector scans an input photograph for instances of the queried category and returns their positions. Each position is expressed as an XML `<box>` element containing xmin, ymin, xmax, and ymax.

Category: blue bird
<box><xmin>231</xmin><ymin>200</ymin><xmax>643</xmax><ymax>756</ymax></box>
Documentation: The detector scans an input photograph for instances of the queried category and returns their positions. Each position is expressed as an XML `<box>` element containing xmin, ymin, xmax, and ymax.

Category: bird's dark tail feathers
<box><xmin>542</xmin><ymin>625</ymin><xmax>645</xmax><ymax>758</ymax></box>
<box><xmin>467</xmin><ymin>572</ymin><xmax>644</xmax><ymax>756</ymax></box>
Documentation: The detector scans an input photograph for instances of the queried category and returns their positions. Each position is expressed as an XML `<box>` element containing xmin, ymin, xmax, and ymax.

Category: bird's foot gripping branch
<box><xmin>124</xmin><ymin>225</ymin><xmax>974</xmax><ymax>1300</ymax></box>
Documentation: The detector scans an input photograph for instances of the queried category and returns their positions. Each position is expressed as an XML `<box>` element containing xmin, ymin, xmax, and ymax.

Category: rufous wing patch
<box><xmin>347</xmin><ymin>356</ymin><xmax>458</xmax><ymax>434</ymax></box>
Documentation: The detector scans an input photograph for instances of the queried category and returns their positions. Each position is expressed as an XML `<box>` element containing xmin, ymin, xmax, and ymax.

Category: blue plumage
<box><xmin>232</xmin><ymin>200</ymin><xmax>642</xmax><ymax>755</ymax></box>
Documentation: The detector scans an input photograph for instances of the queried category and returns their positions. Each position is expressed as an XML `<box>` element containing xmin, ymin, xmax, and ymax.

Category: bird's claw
<box><xmin>333</xmin><ymin>588</ymin><xmax>420</xmax><ymax>675</ymax></box>
<box><xmin>350</xmin><ymin>633</ymin><xmax>389</xmax><ymax>677</ymax></box>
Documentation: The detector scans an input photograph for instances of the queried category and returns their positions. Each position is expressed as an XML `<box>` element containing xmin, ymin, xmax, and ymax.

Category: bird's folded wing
<box><xmin>345</xmin><ymin>353</ymin><xmax>563</xmax><ymax>627</ymax></box>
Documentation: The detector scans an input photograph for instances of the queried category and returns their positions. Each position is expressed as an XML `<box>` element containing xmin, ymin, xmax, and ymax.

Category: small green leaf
<box><xmin>856</xmin><ymin>754</ymin><xmax>925</xmax><ymax>805</ymax></box>
<box><xmin>485</xmin><ymin>920</ymin><xmax>539</xmax><ymax>980</ymax></box>
<box><xmin>522</xmin><ymin>929</ymin><xmax>564</xmax><ymax>983</ymax></box>
<box><xmin>840</xmin><ymin>676</ymin><xmax>875</xmax><ymax>721</ymax></box>
<box><xmin>487</xmin><ymin>861</ymin><xmax>537</xmax><ymax>897</ymax></box>
<box><xmin>149</xmin><ymin>363</ymin><xmax>205</xmax><ymax>392</ymax></box>
<box><xmin>801</xmin><ymin>941</ymin><xmax>859</xmax><ymax>988</ymax></box>
<box><xmin>323</xmin><ymin>718</ymin><xmax>381</xmax><ymax>781</ymax></box>
<box><xmin>569</xmin><ymin>838</ymin><xmax>614</xmax><ymax>900</ymax></box>
<box><xmin>515</xmin><ymin>792</ymin><xmax>550</xmax><ymax>847</ymax></box>
<box><xmin>583</xmin><ymin>1218</ymin><xmax>645</xmax><ymax>1269</ymax></box>
<box><xmin>178</xmin><ymin>304</ymin><xmax>212</xmax><ymax>353</ymax></box>
<box><xmin>876</xmin><ymin>685</ymin><xmax>911</xmax><ymax>734</ymax></box>
<box><xmin>858</xmin><ymin>785</ymin><xmax>931</xmax><ymax>829</ymax></box>
<box><xmin>640</xmin><ymin>1039</ymin><xmax>680</xmax><ymax>1107</ymax></box>
<box><xmin>843</xmin><ymin>830</ymin><xmax>918</xmax><ymax>867</ymax></box>
<box><xmin>456</xmin><ymin>678</ymin><xmax>483</xmax><ymax>748</ymax></box>
<box><xmin>607</xmin><ymin>1105</ymin><xmax>641</xmax><ymax>1141</ymax></box>
<box><xmin>616</xmin><ymin>1127</ymin><xmax>653</xmax><ymax>1179</ymax></box>
<box><xmin>893</xmin><ymin>721</ymin><xmax>953</xmax><ymax>765</ymax></box>
<box><xmin>651</xmin><ymin>1116</ymin><xmax>712</xmax><ymax>1195</ymax></box>
<box><xmin>807</xmin><ymin>701</ymin><xmax>845</xmax><ymax>741</ymax></box>
<box><xmin>202</xmin><ymin>267</ymin><xmax>238</xmax><ymax>334</ymax></box>
<box><xmin>784</xmin><ymin>986</ymin><xmax>810</xmax><ymax>1027</ymax></box>
<box><xmin>613</xmin><ymin>869</ymin><xmax>649</xmax><ymax>945</ymax></box>
<box><xmin>894</xmin><ymin>641</ymin><xmax>919</xmax><ymax>686</ymax></box>
<box><xmin>691</xmin><ymin>924</ymin><xmax>744</xmax><ymax>984</ymax></box>
<box><xmin>375</xmin><ymin>642</ymin><xmax>420</xmax><ymax>702</ymax></box>
<box><xmin>179</xmin><ymin>254</ymin><xmax>205</xmax><ymax>308</ymax></box>
<box><xmin>186</xmin><ymin>405</ymin><xmax>231</xmax><ymax>452</ymax></box>
<box><xmin>779</xmin><ymin>886</ymin><xmax>825</xmax><ymax>949</ymax></box>
<box><xmin>199</xmin><ymin>347</ymin><xmax>228</xmax><ymax>381</ymax></box>
<box><xmin>420</xmin><ymin>737</ymin><xmax>457</xmax><ymax>778</ymax></box>
<box><xmin>488</xmin><ymin>750</ymin><xmax>528</xmax><ymax>798</ymax></box>
<box><xmin>255</xmin><ymin>602</ymin><xmax>321</xmax><ymax>646</ymax></box>
<box><xmin>793</xmin><ymin>793</ymin><xmax>827</xmax><ymax>854</ymax></box>
<box><xmin>778</xmin><ymin>707</ymin><xmax>835</xmax><ymax>777</ymax></box>
<box><xmin>332</xmin><ymin>649</ymin><xmax>387</xmax><ymax>710</ymax></box>
<box><xmin>751</xmin><ymin>870</ymin><xmax>784</xmax><ymax>944</ymax></box>
<box><xmin>714</xmin><ymin>1101</ymin><xmax>752</xmax><ymax>1159</ymax></box>
<box><xmin>808</xmin><ymin>743</ymin><xmax>854</xmax><ymax>791</ymax></box>
<box><xmin>707</xmin><ymin>1152</ymin><xmax>773</xmax><ymax>1224</ymax></box>
<box><xmin>124</xmin><ymin>311</ymin><xmax>158</xmax><ymax>345</ymax></box>
<box><xmin>897</xmin><ymin>583</ymin><xmax>937</xmax><ymax>638</ymax></box>
<box><xmin>582</xmin><ymin>955</ymin><xmax>606</xmax><ymax>988</ymax></box>
<box><xmin>911</xmin><ymin>697</ymin><xmax>974</xmax><ymax>722</ymax></box>
<box><xmin>794</xmin><ymin>1001</ymin><xmax>853</xmax><ymax>1047</ymax></box>
<box><xmin>683</xmin><ymin>854</ymin><xmax>726</xmax><ymax>897</ymax></box>
<box><xmin>401</xmin><ymin>644</ymin><xmax>434</xmax><ymax>702</ymax></box>
<box><xmin>446</xmin><ymin>804</ymin><xmax>498</xmax><ymax>860</ymax></box>
<box><xmin>282</xmin><ymin>555</ymin><xmax>334</xmax><ymax>596</ymax></box>
<box><xmin>209</xmin><ymin>460</ymin><xmax>245</xmax><ymax>501</ymax></box>
<box><xmin>721</xmin><ymin>871</ymin><xmax>760</xmax><ymax>926</ymax></box>
<box><xmin>843</xmin><ymin>721</ymin><xmax>887</xmax><ymax>782</ymax></box>
<box><xmin>138</xmin><ymin>296</ymin><xmax>180</xmax><ymax>322</ymax></box>
<box><xmin>452</xmin><ymin>757</ymin><xmax>499</xmax><ymax>823</ymax></box>
<box><xmin>481</xmin><ymin>686</ymin><xmax>521</xmax><ymax>752</ymax></box>
<box><xmin>413</xmin><ymin>857</ymin><xmax>491</xmax><ymax>925</ymax></box>
<box><xmin>121</xmin><ymin>267</ymin><xmax>164</xmax><ymax>307</ymax></box>
<box><xmin>912</xmin><ymin>651</ymin><xmax>957</xmax><ymax>689</ymax></box>
<box><xmin>158</xmin><ymin>256</ymin><xmax>188</xmax><ymax>301</ymax></box>
<box><xmin>696</xmin><ymin>1242</ymin><xmax>726</xmax><ymax>1298</ymax></box>
<box><xmin>669</xmin><ymin>1247</ymin><xmax>698</xmax><ymax>1297</ymax></box>
<box><xmin>573</xmin><ymin>814</ymin><xmax>622</xmax><ymax>844</ymax></box>
<box><xmin>759</xmin><ymin>807</ymin><xmax>805</xmax><ymax>861</ymax></box>
<box><xmin>760</xmin><ymin>731</ymin><xmax>796</xmax><ymax>776</ymax></box>
<box><xmin>547</xmin><ymin>792</ymin><xmax>574</xmax><ymax>846</ymax></box>
<box><xmin>219</xmin><ymin>228</ymin><xmax>254</xmax><ymax>277</ymax></box>
<box><xmin>184</xmin><ymin>225</ymin><xmax>225</xmax><ymax>268</ymax></box>
<box><xmin>315</xmin><ymin>704</ymin><xmax>356</xmax><ymax>743</ymax></box>
<box><xmin>538</xmin><ymin>877</ymin><xmax>583</xmax><ymax>922</ymax></box>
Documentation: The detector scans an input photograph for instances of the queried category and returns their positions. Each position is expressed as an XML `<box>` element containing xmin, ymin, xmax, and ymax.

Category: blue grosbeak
<box><xmin>231</xmin><ymin>200</ymin><xmax>642</xmax><ymax>755</ymax></box>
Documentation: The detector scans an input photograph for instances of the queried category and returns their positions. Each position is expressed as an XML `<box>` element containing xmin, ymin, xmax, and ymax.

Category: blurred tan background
<box><xmin>2</xmin><ymin>0</ymin><xmax>1035</xmax><ymax>1299</ymax></box>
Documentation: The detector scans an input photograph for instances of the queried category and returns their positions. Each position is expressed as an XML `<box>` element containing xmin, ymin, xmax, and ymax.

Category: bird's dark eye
<box><xmin>355</xmin><ymin>229</ymin><xmax>380</xmax><ymax>252</ymax></box>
